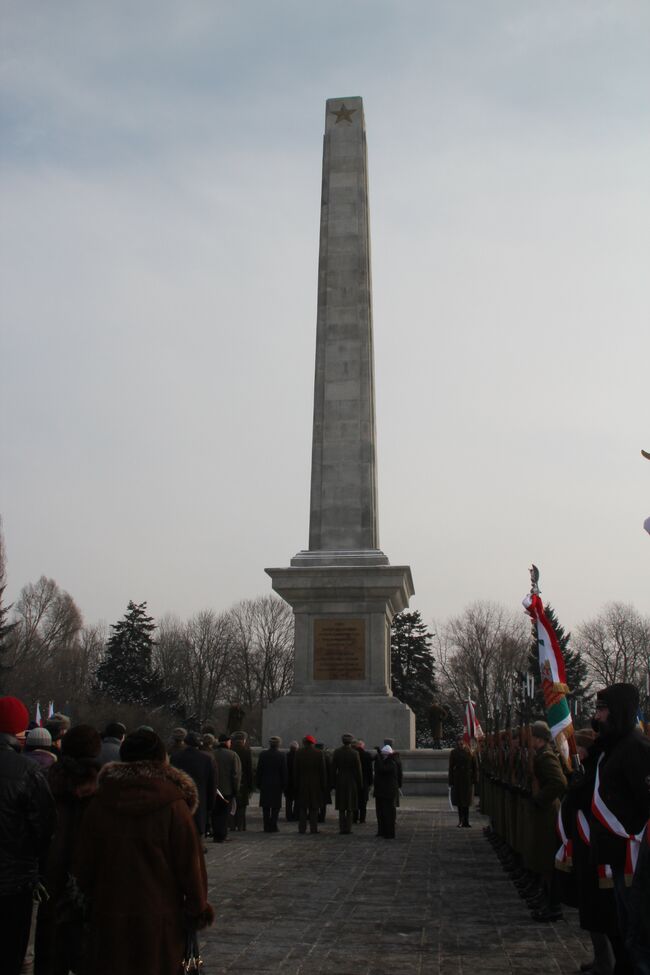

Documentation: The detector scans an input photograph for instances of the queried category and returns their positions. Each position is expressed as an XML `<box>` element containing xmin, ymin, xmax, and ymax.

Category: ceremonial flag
<box><xmin>463</xmin><ymin>699</ymin><xmax>484</xmax><ymax>745</ymax></box>
<box><xmin>523</xmin><ymin>591</ymin><xmax>573</xmax><ymax>742</ymax></box>
<box><xmin>47</xmin><ymin>701</ymin><xmax>54</xmax><ymax>720</ymax></box>
<box><xmin>35</xmin><ymin>701</ymin><xmax>42</xmax><ymax>727</ymax></box>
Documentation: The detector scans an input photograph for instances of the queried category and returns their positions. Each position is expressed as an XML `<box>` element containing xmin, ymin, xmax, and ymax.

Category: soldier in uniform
<box><xmin>528</xmin><ymin>720</ymin><xmax>567</xmax><ymax>922</ymax></box>
<box><xmin>294</xmin><ymin>735</ymin><xmax>327</xmax><ymax>834</ymax></box>
<box><xmin>332</xmin><ymin>733</ymin><xmax>363</xmax><ymax>834</ymax></box>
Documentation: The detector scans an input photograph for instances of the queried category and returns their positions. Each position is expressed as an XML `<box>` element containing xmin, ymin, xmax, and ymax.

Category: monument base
<box><xmin>262</xmin><ymin>693</ymin><xmax>415</xmax><ymax>751</ymax></box>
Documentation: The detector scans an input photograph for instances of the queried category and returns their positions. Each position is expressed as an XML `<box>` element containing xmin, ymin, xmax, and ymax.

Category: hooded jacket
<box><xmin>590</xmin><ymin>683</ymin><xmax>650</xmax><ymax>870</ymax></box>
<box><xmin>73</xmin><ymin>760</ymin><xmax>212</xmax><ymax>975</ymax></box>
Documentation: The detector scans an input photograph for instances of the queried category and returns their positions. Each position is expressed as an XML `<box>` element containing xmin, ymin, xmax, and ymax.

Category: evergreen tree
<box><xmin>527</xmin><ymin>602</ymin><xmax>591</xmax><ymax>722</ymax></box>
<box><xmin>390</xmin><ymin>610</ymin><xmax>436</xmax><ymax>734</ymax></box>
<box><xmin>95</xmin><ymin>601</ymin><xmax>171</xmax><ymax>707</ymax></box>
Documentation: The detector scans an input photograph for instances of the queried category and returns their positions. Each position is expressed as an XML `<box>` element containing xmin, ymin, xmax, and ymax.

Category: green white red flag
<box><xmin>523</xmin><ymin>591</ymin><xmax>573</xmax><ymax>741</ymax></box>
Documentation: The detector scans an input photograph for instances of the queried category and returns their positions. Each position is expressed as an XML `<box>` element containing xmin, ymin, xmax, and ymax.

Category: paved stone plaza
<box><xmin>201</xmin><ymin>797</ymin><xmax>591</xmax><ymax>975</ymax></box>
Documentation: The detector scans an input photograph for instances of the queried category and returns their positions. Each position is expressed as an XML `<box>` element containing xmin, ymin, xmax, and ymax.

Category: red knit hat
<box><xmin>0</xmin><ymin>697</ymin><xmax>30</xmax><ymax>735</ymax></box>
<box><xmin>303</xmin><ymin>734</ymin><xmax>316</xmax><ymax>744</ymax></box>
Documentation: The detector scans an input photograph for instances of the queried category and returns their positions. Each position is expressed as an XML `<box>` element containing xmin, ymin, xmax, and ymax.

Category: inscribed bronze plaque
<box><xmin>313</xmin><ymin>619</ymin><xmax>365</xmax><ymax>680</ymax></box>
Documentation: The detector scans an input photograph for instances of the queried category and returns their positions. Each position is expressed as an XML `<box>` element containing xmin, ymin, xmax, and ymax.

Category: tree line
<box><xmin>1</xmin><ymin>526</ymin><xmax>649</xmax><ymax>741</ymax></box>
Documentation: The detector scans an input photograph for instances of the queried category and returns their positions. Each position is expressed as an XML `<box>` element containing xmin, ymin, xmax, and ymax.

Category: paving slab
<box><xmin>200</xmin><ymin>798</ymin><xmax>592</xmax><ymax>974</ymax></box>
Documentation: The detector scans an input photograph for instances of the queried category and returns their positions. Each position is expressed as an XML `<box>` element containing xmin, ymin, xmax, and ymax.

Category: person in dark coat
<box><xmin>590</xmin><ymin>684</ymin><xmax>650</xmax><ymax>970</ymax></box>
<box><xmin>34</xmin><ymin>723</ymin><xmax>102</xmax><ymax>975</ymax></box>
<box><xmin>73</xmin><ymin>729</ymin><xmax>214</xmax><ymax>975</ymax></box>
<box><xmin>230</xmin><ymin>731</ymin><xmax>254</xmax><ymax>831</ymax></box>
<box><xmin>285</xmin><ymin>741</ymin><xmax>299</xmax><ymax>821</ymax></box>
<box><xmin>373</xmin><ymin>745</ymin><xmax>402</xmax><ymax>838</ymax></box>
<box><xmin>97</xmin><ymin>721</ymin><xmax>126</xmax><ymax>767</ymax></box>
<box><xmin>294</xmin><ymin>735</ymin><xmax>327</xmax><ymax>834</ymax></box>
<box><xmin>448</xmin><ymin>736</ymin><xmax>478</xmax><ymax>828</ymax></box>
<box><xmin>353</xmin><ymin>740</ymin><xmax>374</xmax><ymax>823</ymax></box>
<box><xmin>332</xmin><ymin>733</ymin><xmax>363</xmax><ymax>834</ymax></box>
<box><xmin>212</xmin><ymin>734</ymin><xmax>241</xmax><ymax>842</ymax></box>
<box><xmin>560</xmin><ymin>728</ymin><xmax>624</xmax><ymax>975</ymax></box>
<box><xmin>170</xmin><ymin>731</ymin><xmax>216</xmax><ymax>836</ymax></box>
<box><xmin>0</xmin><ymin>696</ymin><xmax>57</xmax><ymax>975</ymax></box>
<box><xmin>256</xmin><ymin>736</ymin><xmax>288</xmax><ymax>832</ymax></box>
<box><xmin>316</xmin><ymin>742</ymin><xmax>333</xmax><ymax>823</ymax></box>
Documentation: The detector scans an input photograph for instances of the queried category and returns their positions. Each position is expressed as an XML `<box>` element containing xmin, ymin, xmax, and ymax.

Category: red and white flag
<box><xmin>463</xmin><ymin>699</ymin><xmax>484</xmax><ymax>744</ymax></box>
<box><xmin>47</xmin><ymin>702</ymin><xmax>54</xmax><ymax>720</ymax></box>
<box><xmin>35</xmin><ymin>702</ymin><xmax>42</xmax><ymax>727</ymax></box>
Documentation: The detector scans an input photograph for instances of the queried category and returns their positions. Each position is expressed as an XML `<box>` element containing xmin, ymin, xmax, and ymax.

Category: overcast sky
<box><xmin>2</xmin><ymin>1</ymin><xmax>649</xmax><ymax>635</ymax></box>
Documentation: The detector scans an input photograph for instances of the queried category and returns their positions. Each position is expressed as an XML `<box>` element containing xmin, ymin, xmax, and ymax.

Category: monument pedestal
<box><xmin>262</xmin><ymin>693</ymin><xmax>414</xmax><ymax>752</ymax></box>
<box><xmin>262</xmin><ymin>558</ymin><xmax>415</xmax><ymax>749</ymax></box>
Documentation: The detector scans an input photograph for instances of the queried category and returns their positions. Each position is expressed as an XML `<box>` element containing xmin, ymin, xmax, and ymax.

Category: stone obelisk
<box><xmin>263</xmin><ymin>97</ymin><xmax>415</xmax><ymax>748</ymax></box>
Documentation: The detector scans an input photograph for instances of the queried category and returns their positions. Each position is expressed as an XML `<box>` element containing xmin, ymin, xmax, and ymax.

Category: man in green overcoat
<box><xmin>528</xmin><ymin>720</ymin><xmax>567</xmax><ymax>923</ymax></box>
<box><xmin>332</xmin><ymin>733</ymin><xmax>363</xmax><ymax>834</ymax></box>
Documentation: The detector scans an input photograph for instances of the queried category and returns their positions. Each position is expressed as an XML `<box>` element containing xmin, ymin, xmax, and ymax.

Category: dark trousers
<box><xmin>457</xmin><ymin>805</ymin><xmax>470</xmax><ymax>826</ymax></box>
<box><xmin>298</xmin><ymin>804</ymin><xmax>319</xmax><ymax>833</ymax></box>
<box><xmin>0</xmin><ymin>888</ymin><xmax>34</xmax><ymax>975</ymax></box>
<box><xmin>354</xmin><ymin>788</ymin><xmax>369</xmax><ymax>823</ymax></box>
<box><xmin>375</xmin><ymin>798</ymin><xmax>396</xmax><ymax>838</ymax></box>
<box><xmin>339</xmin><ymin>808</ymin><xmax>353</xmax><ymax>834</ymax></box>
<box><xmin>262</xmin><ymin>806</ymin><xmax>280</xmax><ymax>832</ymax></box>
<box><xmin>285</xmin><ymin>796</ymin><xmax>298</xmax><ymax>821</ymax></box>
<box><xmin>212</xmin><ymin>798</ymin><xmax>232</xmax><ymax>842</ymax></box>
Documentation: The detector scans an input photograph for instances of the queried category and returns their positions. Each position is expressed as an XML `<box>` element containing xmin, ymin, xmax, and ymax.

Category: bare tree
<box><xmin>228</xmin><ymin>596</ymin><xmax>294</xmax><ymax>710</ymax></box>
<box><xmin>434</xmin><ymin>601</ymin><xmax>528</xmax><ymax>724</ymax></box>
<box><xmin>155</xmin><ymin>611</ymin><xmax>234</xmax><ymax>726</ymax></box>
<box><xmin>574</xmin><ymin>602</ymin><xmax>650</xmax><ymax>689</ymax></box>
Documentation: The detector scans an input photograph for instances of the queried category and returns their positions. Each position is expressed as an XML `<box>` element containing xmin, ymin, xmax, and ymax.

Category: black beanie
<box><xmin>120</xmin><ymin>729</ymin><xmax>166</xmax><ymax>763</ymax></box>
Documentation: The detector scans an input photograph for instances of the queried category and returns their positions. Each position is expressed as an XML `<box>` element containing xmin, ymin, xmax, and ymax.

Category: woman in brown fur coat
<box><xmin>73</xmin><ymin>728</ymin><xmax>214</xmax><ymax>975</ymax></box>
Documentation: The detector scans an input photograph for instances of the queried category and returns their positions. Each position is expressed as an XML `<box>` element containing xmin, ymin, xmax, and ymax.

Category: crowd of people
<box><xmin>479</xmin><ymin>682</ymin><xmax>650</xmax><ymax>975</ymax></box>
<box><xmin>0</xmin><ymin>697</ymin><xmax>405</xmax><ymax>975</ymax></box>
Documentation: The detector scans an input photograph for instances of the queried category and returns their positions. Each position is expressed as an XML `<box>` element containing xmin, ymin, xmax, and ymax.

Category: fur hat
<box><xmin>120</xmin><ymin>729</ymin><xmax>166</xmax><ymax>763</ymax></box>
<box><xmin>341</xmin><ymin>733</ymin><xmax>355</xmax><ymax>745</ymax></box>
<box><xmin>62</xmin><ymin>724</ymin><xmax>102</xmax><ymax>760</ymax></box>
<box><xmin>185</xmin><ymin>731</ymin><xmax>202</xmax><ymax>748</ymax></box>
<box><xmin>45</xmin><ymin>719</ymin><xmax>64</xmax><ymax>742</ymax></box>
<box><xmin>26</xmin><ymin>727</ymin><xmax>52</xmax><ymax>749</ymax></box>
<box><xmin>171</xmin><ymin>727</ymin><xmax>187</xmax><ymax>742</ymax></box>
<box><xmin>0</xmin><ymin>697</ymin><xmax>29</xmax><ymax>735</ymax></box>
<box><xmin>218</xmin><ymin>733</ymin><xmax>231</xmax><ymax>744</ymax></box>
<box><xmin>531</xmin><ymin>720</ymin><xmax>551</xmax><ymax>741</ymax></box>
<box><xmin>202</xmin><ymin>733</ymin><xmax>215</xmax><ymax>748</ymax></box>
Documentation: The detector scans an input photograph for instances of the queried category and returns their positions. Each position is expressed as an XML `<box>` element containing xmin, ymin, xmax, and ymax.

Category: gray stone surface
<box><xmin>309</xmin><ymin>96</ymin><xmax>377</xmax><ymax>554</ymax></box>
<box><xmin>200</xmin><ymin>798</ymin><xmax>592</xmax><ymax>974</ymax></box>
<box><xmin>264</xmin><ymin>96</ymin><xmax>415</xmax><ymax>748</ymax></box>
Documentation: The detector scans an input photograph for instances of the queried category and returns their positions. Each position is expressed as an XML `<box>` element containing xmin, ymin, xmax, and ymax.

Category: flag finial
<box><xmin>529</xmin><ymin>564</ymin><xmax>540</xmax><ymax>595</ymax></box>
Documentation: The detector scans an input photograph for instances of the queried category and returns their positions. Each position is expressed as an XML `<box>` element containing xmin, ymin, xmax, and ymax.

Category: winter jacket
<box><xmin>293</xmin><ymin>744</ymin><xmax>327</xmax><ymax>807</ymax></box>
<box><xmin>213</xmin><ymin>744</ymin><xmax>241</xmax><ymax>798</ymax></box>
<box><xmin>73</xmin><ymin>760</ymin><xmax>212</xmax><ymax>975</ymax></box>
<box><xmin>170</xmin><ymin>745</ymin><xmax>216</xmax><ymax>834</ymax></box>
<box><xmin>24</xmin><ymin>749</ymin><xmax>58</xmax><ymax>771</ymax></box>
<box><xmin>332</xmin><ymin>744</ymin><xmax>363</xmax><ymax>811</ymax></box>
<box><xmin>0</xmin><ymin>733</ymin><xmax>56</xmax><ymax>895</ymax></box>
<box><xmin>231</xmin><ymin>741</ymin><xmax>254</xmax><ymax>806</ymax></box>
<box><xmin>256</xmin><ymin>746</ymin><xmax>288</xmax><ymax>808</ymax></box>
<box><xmin>527</xmin><ymin>743</ymin><xmax>567</xmax><ymax>876</ymax></box>
<box><xmin>373</xmin><ymin>754</ymin><xmax>401</xmax><ymax>802</ymax></box>
<box><xmin>590</xmin><ymin>683</ymin><xmax>650</xmax><ymax>871</ymax></box>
